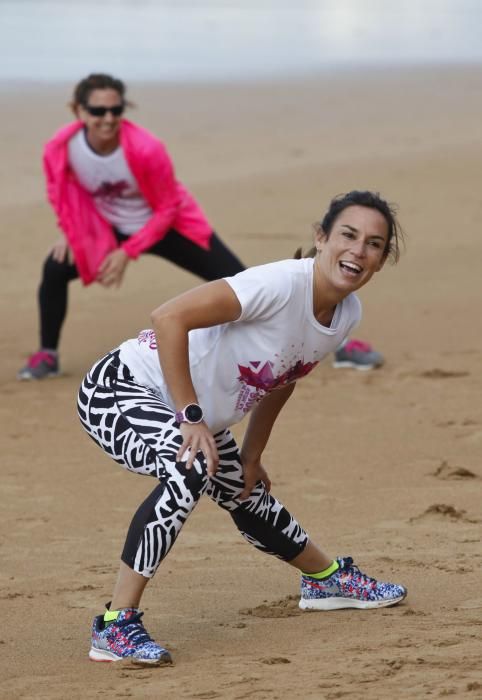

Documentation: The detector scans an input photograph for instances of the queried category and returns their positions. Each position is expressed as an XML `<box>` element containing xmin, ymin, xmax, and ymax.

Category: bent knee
<box><xmin>173</xmin><ymin>453</ymin><xmax>210</xmax><ymax>496</ymax></box>
<box><xmin>41</xmin><ymin>254</ymin><xmax>71</xmax><ymax>285</ymax></box>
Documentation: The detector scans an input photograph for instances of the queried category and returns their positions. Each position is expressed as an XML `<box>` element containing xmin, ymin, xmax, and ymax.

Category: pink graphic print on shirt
<box><xmin>136</xmin><ymin>330</ymin><xmax>318</xmax><ymax>416</ymax></box>
<box><xmin>138</xmin><ymin>329</ymin><xmax>158</xmax><ymax>350</ymax></box>
<box><xmin>93</xmin><ymin>180</ymin><xmax>130</xmax><ymax>199</ymax></box>
<box><xmin>235</xmin><ymin>358</ymin><xmax>318</xmax><ymax>413</ymax></box>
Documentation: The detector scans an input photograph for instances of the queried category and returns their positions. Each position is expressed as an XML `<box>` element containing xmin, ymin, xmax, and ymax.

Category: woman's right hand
<box><xmin>177</xmin><ymin>422</ymin><xmax>219</xmax><ymax>477</ymax></box>
<box><xmin>50</xmin><ymin>238</ymin><xmax>72</xmax><ymax>264</ymax></box>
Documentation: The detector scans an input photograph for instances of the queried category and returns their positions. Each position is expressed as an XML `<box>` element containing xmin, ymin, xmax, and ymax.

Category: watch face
<box><xmin>185</xmin><ymin>404</ymin><xmax>203</xmax><ymax>423</ymax></box>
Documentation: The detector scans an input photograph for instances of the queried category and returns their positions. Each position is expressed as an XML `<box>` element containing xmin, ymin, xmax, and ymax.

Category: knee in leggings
<box><xmin>171</xmin><ymin>454</ymin><xmax>210</xmax><ymax>500</ymax></box>
<box><xmin>229</xmin><ymin>486</ymin><xmax>309</xmax><ymax>562</ymax></box>
<box><xmin>41</xmin><ymin>255</ymin><xmax>70</xmax><ymax>286</ymax></box>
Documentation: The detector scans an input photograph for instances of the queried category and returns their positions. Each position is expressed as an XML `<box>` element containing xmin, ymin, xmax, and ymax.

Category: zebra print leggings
<box><xmin>77</xmin><ymin>351</ymin><xmax>308</xmax><ymax>578</ymax></box>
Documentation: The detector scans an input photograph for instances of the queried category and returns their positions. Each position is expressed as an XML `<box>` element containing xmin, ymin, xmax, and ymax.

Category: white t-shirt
<box><xmin>118</xmin><ymin>258</ymin><xmax>362</xmax><ymax>433</ymax></box>
<box><xmin>67</xmin><ymin>129</ymin><xmax>153</xmax><ymax>234</ymax></box>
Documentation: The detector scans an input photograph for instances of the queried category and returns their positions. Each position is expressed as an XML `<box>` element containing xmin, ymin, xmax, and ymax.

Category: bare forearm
<box><xmin>241</xmin><ymin>383</ymin><xmax>296</xmax><ymax>461</ymax></box>
<box><xmin>151</xmin><ymin>314</ymin><xmax>198</xmax><ymax>410</ymax></box>
<box><xmin>150</xmin><ymin>280</ymin><xmax>242</xmax><ymax>411</ymax></box>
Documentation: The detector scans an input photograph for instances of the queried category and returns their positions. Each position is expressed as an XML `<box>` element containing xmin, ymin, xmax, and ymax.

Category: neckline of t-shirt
<box><xmin>80</xmin><ymin>128</ymin><xmax>122</xmax><ymax>160</ymax></box>
<box><xmin>307</xmin><ymin>258</ymin><xmax>343</xmax><ymax>334</ymax></box>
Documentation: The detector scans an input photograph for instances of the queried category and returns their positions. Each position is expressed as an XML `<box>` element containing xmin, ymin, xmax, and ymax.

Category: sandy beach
<box><xmin>1</xmin><ymin>66</ymin><xmax>482</xmax><ymax>699</ymax></box>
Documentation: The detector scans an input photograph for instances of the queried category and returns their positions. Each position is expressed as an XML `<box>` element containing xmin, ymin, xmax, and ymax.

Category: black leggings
<box><xmin>38</xmin><ymin>229</ymin><xmax>245</xmax><ymax>349</ymax></box>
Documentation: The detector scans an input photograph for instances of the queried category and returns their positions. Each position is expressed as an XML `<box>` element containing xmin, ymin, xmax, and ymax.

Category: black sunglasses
<box><xmin>84</xmin><ymin>104</ymin><xmax>125</xmax><ymax>117</ymax></box>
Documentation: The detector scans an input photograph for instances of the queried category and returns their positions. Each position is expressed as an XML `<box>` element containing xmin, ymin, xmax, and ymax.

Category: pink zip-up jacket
<box><xmin>43</xmin><ymin>119</ymin><xmax>213</xmax><ymax>284</ymax></box>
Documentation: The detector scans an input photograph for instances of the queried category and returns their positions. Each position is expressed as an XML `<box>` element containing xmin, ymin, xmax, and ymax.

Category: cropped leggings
<box><xmin>39</xmin><ymin>229</ymin><xmax>245</xmax><ymax>350</ymax></box>
<box><xmin>77</xmin><ymin>351</ymin><xmax>308</xmax><ymax>578</ymax></box>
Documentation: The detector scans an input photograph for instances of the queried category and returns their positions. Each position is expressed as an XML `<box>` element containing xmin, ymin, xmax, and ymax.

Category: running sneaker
<box><xmin>299</xmin><ymin>556</ymin><xmax>407</xmax><ymax>610</ymax></box>
<box><xmin>333</xmin><ymin>340</ymin><xmax>384</xmax><ymax>370</ymax></box>
<box><xmin>89</xmin><ymin>607</ymin><xmax>172</xmax><ymax>665</ymax></box>
<box><xmin>17</xmin><ymin>350</ymin><xmax>59</xmax><ymax>380</ymax></box>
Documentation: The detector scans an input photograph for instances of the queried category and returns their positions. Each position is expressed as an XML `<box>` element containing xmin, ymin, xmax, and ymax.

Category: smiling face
<box><xmin>75</xmin><ymin>88</ymin><xmax>124</xmax><ymax>154</ymax></box>
<box><xmin>315</xmin><ymin>205</ymin><xmax>389</xmax><ymax>295</ymax></box>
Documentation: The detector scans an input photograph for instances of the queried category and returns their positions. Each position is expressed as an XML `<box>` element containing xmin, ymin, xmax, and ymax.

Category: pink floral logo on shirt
<box><xmin>236</xmin><ymin>358</ymin><xmax>318</xmax><ymax>412</ymax></box>
<box><xmin>93</xmin><ymin>180</ymin><xmax>129</xmax><ymax>199</ymax></box>
<box><xmin>138</xmin><ymin>329</ymin><xmax>157</xmax><ymax>350</ymax></box>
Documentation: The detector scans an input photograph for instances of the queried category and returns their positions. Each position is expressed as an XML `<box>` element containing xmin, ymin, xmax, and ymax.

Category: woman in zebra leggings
<box><xmin>78</xmin><ymin>191</ymin><xmax>407</xmax><ymax>665</ymax></box>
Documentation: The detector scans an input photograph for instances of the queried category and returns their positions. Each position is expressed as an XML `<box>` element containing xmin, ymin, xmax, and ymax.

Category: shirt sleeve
<box><xmin>224</xmin><ymin>261</ymin><xmax>293</xmax><ymax>322</ymax></box>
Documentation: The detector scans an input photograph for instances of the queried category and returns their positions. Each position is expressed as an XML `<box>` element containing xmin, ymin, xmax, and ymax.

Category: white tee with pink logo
<box><xmin>118</xmin><ymin>257</ymin><xmax>361</xmax><ymax>433</ymax></box>
<box><xmin>68</xmin><ymin>129</ymin><xmax>153</xmax><ymax>235</ymax></box>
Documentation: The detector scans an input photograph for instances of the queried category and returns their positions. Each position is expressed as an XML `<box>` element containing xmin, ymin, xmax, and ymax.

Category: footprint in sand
<box><xmin>0</xmin><ymin>592</ymin><xmax>31</xmax><ymax>600</ymax></box>
<box><xmin>431</xmin><ymin>461</ymin><xmax>478</xmax><ymax>480</ymax></box>
<box><xmin>384</xmin><ymin>659</ymin><xmax>404</xmax><ymax>672</ymax></box>
<box><xmin>86</xmin><ymin>564</ymin><xmax>112</xmax><ymax>575</ymax></box>
<box><xmin>402</xmin><ymin>609</ymin><xmax>426</xmax><ymax>617</ymax></box>
<box><xmin>467</xmin><ymin>682</ymin><xmax>482</xmax><ymax>692</ymax></box>
<box><xmin>410</xmin><ymin>503</ymin><xmax>479</xmax><ymax>524</ymax></box>
<box><xmin>240</xmin><ymin>595</ymin><xmax>301</xmax><ymax>618</ymax></box>
<box><xmin>419</xmin><ymin>369</ymin><xmax>469</xmax><ymax>379</ymax></box>
<box><xmin>260</xmin><ymin>657</ymin><xmax>291</xmax><ymax>665</ymax></box>
<box><xmin>433</xmin><ymin>639</ymin><xmax>460</xmax><ymax>647</ymax></box>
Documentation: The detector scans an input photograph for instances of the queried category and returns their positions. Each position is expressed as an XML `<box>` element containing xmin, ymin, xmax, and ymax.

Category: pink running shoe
<box><xmin>333</xmin><ymin>339</ymin><xmax>384</xmax><ymax>370</ymax></box>
<box><xmin>17</xmin><ymin>350</ymin><xmax>59</xmax><ymax>380</ymax></box>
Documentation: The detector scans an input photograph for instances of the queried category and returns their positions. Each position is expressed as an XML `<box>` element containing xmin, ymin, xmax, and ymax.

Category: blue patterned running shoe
<box><xmin>299</xmin><ymin>557</ymin><xmax>407</xmax><ymax>611</ymax></box>
<box><xmin>89</xmin><ymin>607</ymin><xmax>172</xmax><ymax>665</ymax></box>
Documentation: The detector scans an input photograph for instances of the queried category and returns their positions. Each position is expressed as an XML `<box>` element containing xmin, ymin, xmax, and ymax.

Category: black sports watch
<box><xmin>175</xmin><ymin>403</ymin><xmax>204</xmax><ymax>425</ymax></box>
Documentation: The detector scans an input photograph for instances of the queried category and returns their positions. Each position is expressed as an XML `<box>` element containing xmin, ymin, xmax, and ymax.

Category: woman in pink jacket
<box><xmin>19</xmin><ymin>73</ymin><xmax>384</xmax><ymax>379</ymax></box>
<box><xmin>18</xmin><ymin>73</ymin><xmax>245</xmax><ymax>379</ymax></box>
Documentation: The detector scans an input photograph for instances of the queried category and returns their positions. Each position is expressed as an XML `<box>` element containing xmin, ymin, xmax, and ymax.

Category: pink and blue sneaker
<box><xmin>333</xmin><ymin>340</ymin><xmax>384</xmax><ymax>370</ymax></box>
<box><xmin>299</xmin><ymin>556</ymin><xmax>407</xmax><ymax>610</ymax></box>
<box><xmin>89</xmin><ymin>606</ymin><xmax>172</xmax><ymax>665</ymax></box>
<box><xmin>17</xmin><ymin>350</ymin><xmax>59</xmax><ymax>380</ymax></box>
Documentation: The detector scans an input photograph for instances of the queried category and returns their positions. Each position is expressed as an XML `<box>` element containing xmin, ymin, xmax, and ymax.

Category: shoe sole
<box><xmin>17</xmin><ymin>371</ymin><xmax>61</xmax><ymax>381</ymax></box>
<box><xmin>299</xmin><ymin>591</ymin><xmax>407</xmax><ymax>611</ymax></box>
<box><xmin>89</xmin><ymin>647</ymin><xmax>172</xmax><ymax>665</ymax></box>
<box><xmin>332</xmin><ymin>361</ymin><xmax>380</xmax><ymax>371</ymax></box>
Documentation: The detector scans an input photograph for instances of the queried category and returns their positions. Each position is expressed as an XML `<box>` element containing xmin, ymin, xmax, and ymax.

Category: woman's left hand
<box><xmin>97</xmin><ymin>249</ymin><xmax>129</xmax><ymax>287</ymax></box>
<box><xmin>239</xmin><ymin>456</ymin><xmax>272</xmax><ymax>501</ymax></box>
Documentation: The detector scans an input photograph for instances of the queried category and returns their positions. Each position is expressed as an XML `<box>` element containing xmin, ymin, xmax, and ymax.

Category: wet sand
<box><xmin>1</xmin><ymin>67</ymin><xmax>482</xmax><ymax>698</ymax></box>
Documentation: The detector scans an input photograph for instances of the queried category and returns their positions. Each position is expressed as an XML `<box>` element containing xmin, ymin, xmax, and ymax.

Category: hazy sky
<box><xmin>2</xmin><ymin>0</ymin><xmax>482</xmax><ymax>81</ymax></box>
